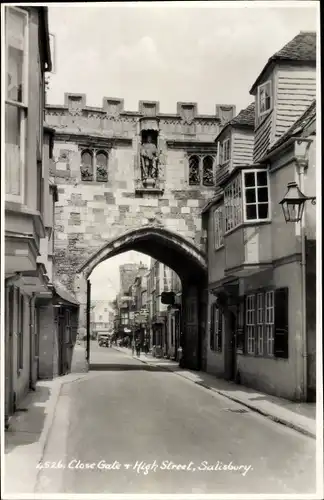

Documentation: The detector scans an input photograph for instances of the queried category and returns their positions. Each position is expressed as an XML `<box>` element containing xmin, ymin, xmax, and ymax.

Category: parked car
<box><xmin>98</xmin><ymin>334</ymin><xmax>110</xmax><ymax>347</ymax></box>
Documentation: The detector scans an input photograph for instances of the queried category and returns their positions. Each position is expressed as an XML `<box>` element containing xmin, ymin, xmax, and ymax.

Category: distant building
<box><xmin>119</xmin><ymin>263</ymin><xmax>141</xmax><ymax>296</ymax></box>
<box><xmin>90</xmin><ymin>301</ymin><xmax>113</xmax><ymax>337</ymax></box>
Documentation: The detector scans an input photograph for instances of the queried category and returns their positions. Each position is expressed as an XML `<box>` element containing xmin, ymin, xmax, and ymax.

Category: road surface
<box><xmin>35</xmin><ymin>342</ymin><xmax>316</xmax><ymax>495</ymax></box>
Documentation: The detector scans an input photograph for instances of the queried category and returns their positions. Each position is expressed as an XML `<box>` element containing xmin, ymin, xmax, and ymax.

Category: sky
<box><xmin>46</xmin><ymin>2</ymin><xmax>318</xmax><ymax>301</ymax></box>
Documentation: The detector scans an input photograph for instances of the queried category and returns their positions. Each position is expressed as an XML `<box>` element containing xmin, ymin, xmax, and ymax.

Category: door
<box><xmin>34</xmin><ymin>307</ymin><xmax>40</xmax><ymax>379</ymax></box>
<box><xmin>5</xmin><ymin>286</ymin><xmax>15</xmax><ymax>421</ymax></box>
<box><xmin>58</xmin><ymin>310</ymin><xmax>65</xmax><ymax>375</ymax></box>
<box><xmin>29</xmin><ymin>298</ymin><xmax>35</xmax><ymax>389</ymax></box>
<box><xmin>86</xmin><ymin>279</ymin><xmax>91</xmax><ymax>362</ymax></box>
<box><xmin>183</xmin><ymin>285</ymin><xmax>200</xmax><ymax>370</ymax></box>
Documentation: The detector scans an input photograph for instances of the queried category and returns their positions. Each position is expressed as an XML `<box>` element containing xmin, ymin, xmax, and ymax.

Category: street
<box><xmin>35</xmin><ymin>342</ymin><xmax>316</xmax><ymax>495</ymax></box>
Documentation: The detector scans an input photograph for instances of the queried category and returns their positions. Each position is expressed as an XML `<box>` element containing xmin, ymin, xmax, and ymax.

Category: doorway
<box><xmin>5</xmin><ymin>286</ymin><xmax>15</xmax><ymax>421</ymax></box>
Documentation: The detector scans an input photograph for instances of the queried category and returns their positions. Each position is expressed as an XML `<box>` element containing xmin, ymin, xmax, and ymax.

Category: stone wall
<box><xmin>46</xmin><ymin>94</ymin><xmax>234</xmax><ymax>293</ymax></box>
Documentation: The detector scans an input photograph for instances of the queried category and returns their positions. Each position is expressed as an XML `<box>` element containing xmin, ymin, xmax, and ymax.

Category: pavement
<box><xmin>113</xmin><ymin>345</ymin><xmax>317</xmax><ymax>439</ymax></box>
<box><xmin>3</xmin><ymin>343</ymin><xmax>318</xmax><ymax>497</ymax></box>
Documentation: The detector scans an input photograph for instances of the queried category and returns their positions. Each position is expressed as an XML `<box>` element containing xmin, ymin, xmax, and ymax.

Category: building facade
<box><xmin>45</xmin><ymin>94</ymin><xmax>237</xmax><ymax>370</ymax></box>
<box><xmin>90</xmin><ymin>300</ymin><xmax>113</xmax><ymax>338</ymax></box>
<box><xmin>4</xmin><ymin>6</ymin><xmax>80</xmax><ymax>426</ymax></box>
<box><xmin>204</xmin><ymin>31</ymin><xmax>317</xmax><ymax>402</ymax></box>
<box><xmin>4</xmin><ymin>6</ymin><xmax>53</xmax><ymax>422</ymax></box>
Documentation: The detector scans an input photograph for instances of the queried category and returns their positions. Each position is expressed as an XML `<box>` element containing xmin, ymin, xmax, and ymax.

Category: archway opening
<box><xmin>74</xmin><ymin>226</ymin><xmax>208</xmax><ymax>371</ymax></box>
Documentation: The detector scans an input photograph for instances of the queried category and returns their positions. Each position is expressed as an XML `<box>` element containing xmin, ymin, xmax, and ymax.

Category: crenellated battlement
<box><xmin>46</xmin><ymin>93</ymin><xmax>236</xmax><ymax>124</ymax></box>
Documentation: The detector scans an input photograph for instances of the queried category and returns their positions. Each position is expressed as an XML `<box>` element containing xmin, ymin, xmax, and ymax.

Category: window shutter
<box><xmin>274</xmin><ymin>287</ymin><xmax>289</xmax><ymax>358</ymax></box>
<box><xmin>218</xmin><ymin>310</ymin><xmax>223</xmax><ymax>351</ymax></box>
<box><xmin>210</xmin><ymin>304</ymin><xmax>215</xmax><ymax>350</ymax></box>
<box><xmin>236</xmin><ymin>296</ymin><xmax>246</xmax><ymax>354</ymax></box>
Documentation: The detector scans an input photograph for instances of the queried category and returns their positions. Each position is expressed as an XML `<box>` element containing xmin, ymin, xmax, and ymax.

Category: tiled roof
<box><xmin>250</xmin><ymin>31</ymin><xmax>316</xmax><ymax>93</ymax></box>
<box><xmin>228</xmin><ymin>102</ymin><xmax>255</xmax><ymax>128</ymax></box>
<box><xmin>53</xmin><ymin>281</ymin><xmax>80</xmax><ymax>306</ymax></box>
<box><xmin>274</xmin><ymin>31</ymin><xmax>316</xmax><ymax>62</ymax></box>
<box><xmin>267</xmin><ymin>100</ymin><xmax>316</xmax><ymax>154</ymax></box>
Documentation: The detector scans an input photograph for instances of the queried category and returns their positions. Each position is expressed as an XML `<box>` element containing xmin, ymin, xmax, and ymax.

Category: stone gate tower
<box><xmin>45</xmin><ymin>94</ymin><xmax>235</xmax><ymax>369</ymax></box>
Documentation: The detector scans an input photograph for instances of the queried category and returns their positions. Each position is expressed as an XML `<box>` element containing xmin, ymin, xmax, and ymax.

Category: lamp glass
<box><xmin>279</xmin><ymin>181</ymin><xmax>308</xmax><ymax>223</ymax></box>
<box><xmin>281</xmin><ymin>199</ymin><xmax>305</xmax><ymax>223</ymax></box>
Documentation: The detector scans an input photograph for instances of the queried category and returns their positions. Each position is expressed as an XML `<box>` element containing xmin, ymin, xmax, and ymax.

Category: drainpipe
<box><xmin>297</xmin><ymin>162</ymin><xmax>308</xmax><ymax>402</ymax></box>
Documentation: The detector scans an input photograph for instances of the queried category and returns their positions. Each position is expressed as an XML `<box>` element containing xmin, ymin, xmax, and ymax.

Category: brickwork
<box><xmin>46</xmin><ymin>94</ymin><xmax>234</xmax><ymax>293</ymax></box>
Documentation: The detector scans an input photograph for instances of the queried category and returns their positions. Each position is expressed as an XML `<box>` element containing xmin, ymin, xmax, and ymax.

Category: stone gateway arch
<box><xmin>46</xmin><ymin>93</ymin><xmax>236</xmax><ymax>369</ymax></box>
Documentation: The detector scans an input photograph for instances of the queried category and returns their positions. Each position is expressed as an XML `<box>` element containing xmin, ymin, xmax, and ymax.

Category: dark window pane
<box><xmin>245</xmin><ymin>188</ymin><xmax>256</xmax><ymax>203</ymax></box>
<box><xmin>202</xmin><ymin>156</ymin><xmax>214</xmax><ymax>186</ymax></box>
<box><xmin>274</xmin><ymin>287</ymin><xmax>289</xmax><ymax>358</ymax></box>
<box><xmin>81</xmin><ymin>151</ymin><xmax>93</xmax><ymax>181</ymax></box>
<box><xmin>244</xmin><ymin>172</ymin><xmax>255</xmax><ymax>187</ymax></box>
<box><xmin>189</xmin><ymin>155</ymin><xmax>200</xmax><ymax>185</ymax></box>
<box><xmin>246</xmin><ymin>204</ymin><xmax>257</xmax><ymax>220</ymax></box>
<box><xmin>258</xmin><ymin>203</ymin><xmax>269</xmax><ymax>219</ymax></box>
<box><xmin>257</xmin><ymin>171</ymin><xmax>268</xmax><ymax>186</ymax></box>
<box><xmin>258</xmin><ymin>187</ymin><xmax>268</xmax><ymax>202</ymax></box>
<box><xmin>96</xmin><ymin>152</ymin><xmax>108</xmax><ymax>182</ymax></box>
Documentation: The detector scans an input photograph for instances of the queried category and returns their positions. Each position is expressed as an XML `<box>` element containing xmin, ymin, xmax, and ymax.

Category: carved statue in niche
<box><xmin>140</xmin><ymin>131</ymin><xmax>159</xmax><ymax>187</ymax></box>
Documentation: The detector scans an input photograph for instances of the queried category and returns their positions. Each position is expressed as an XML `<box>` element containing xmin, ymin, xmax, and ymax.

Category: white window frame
<box><xmin>246</xmin><ymin>294</ymin><xmax>255</xmax><ymax>354</ymax></box>
<box><xmin>258</xmin><ymin>80</ymin><xmax>272</xmax><ymax>118</ymax></box>
<box><xmin>265</xmin><ymin>291</ymin><xmax>274</xmax><ymax>356</ymax></box>
<box><xmin>213</xmin><ymin>206</ymin><xmax>224</xmax><ymax>250</ymax></box>
<box><xmin>5</xmin><ymin>6</ymin><xmax>29</xmax><ymax>204</ymax></box>
<box><xmin>224</xmin><ymin>175</ymin><xmax>243</xmax><ymax>233</ymax></box>
<box><xmin>222</xmin><ymin>138</ymin><xmax>231</xmax><ymax>163</ymax></box>
<box><xmin>256</xmin><ymin>293</ymin><xmax>264</xmax><ymax>355</ymax></box>
<box><xmin>242</xmin><ymin>169</ymin><xmax>271</xmax><ymax>224</ymax></box>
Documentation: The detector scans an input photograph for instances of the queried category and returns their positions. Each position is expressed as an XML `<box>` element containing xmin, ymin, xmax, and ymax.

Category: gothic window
<box><xmin>188</xmin><ymin>154</ymin><xmax>215</xmax><ymax>187</ymax></box>
<box><xmin>189</xmin><ymin>155</ymin><xmax>200</xmax><ymax>185</ymax></box>
<box><xmin>80</xmin><ymin>150</ymin><xmax>93</xmax><ymax>181</ymax></box>
<box><xmin>80</xmin><ymin>148</ymin><xmax>109</xmax><ymax>182</ymax></box>
<box><xmin>203</xmin><ymin>156</ymin><xmax>214</xmax><ymax>186</ymax></box>
<box><xmin>96</xmin><ymin>151</ymin><xmax>108</xmax><ymax>182</ymax></box>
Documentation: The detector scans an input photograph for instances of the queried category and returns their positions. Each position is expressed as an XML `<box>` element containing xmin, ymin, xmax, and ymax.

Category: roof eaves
<box><xmin>214</xmin><ymin>123</ymin><xmax>232</xmax><ymax>143</ymax></box>
<box><xmin>265</xmin><ymin>100</ymin><xmax>316</xmax><ymax>155</ymax></box>
<box><xmin>201</xmin><ymin>194</ymin><xmax>224</xmax><ymax>214</ymax></box>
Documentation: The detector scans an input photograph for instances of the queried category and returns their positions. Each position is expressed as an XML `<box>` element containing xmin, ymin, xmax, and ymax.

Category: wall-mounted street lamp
<box><xmin>278</xmin><ymin>138</ymin><xmax>316</xmax><ymax>402</ymax></box>
<box><xmin>279</xmin><ymin>181</ymin><xmax>316</xmax><ymax>223</ymax></box>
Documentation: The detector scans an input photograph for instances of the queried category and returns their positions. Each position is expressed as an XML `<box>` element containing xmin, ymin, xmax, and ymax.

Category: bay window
<box><xmin>242</xmin><ymin>169</ymin><xmax>270</xmax><ymax>222</ymax></box>
<box><xmin>5</xmin><ymin>6</ymin><xmax>28</xmax><ymax>203</ymax></box>
<box><xmin>213</xmin><ymin>206</ymin><xmax>224</xmax><ymax>250</ymax></box>
<box><xmin>224</xmin><ymin>175</ymin><xmax>242</xmax><ymax>232</ymax></box>
<box><xmin>224</xmin><ymin>169</ymin><xmax>270</xmax><ymax>233</ymax></box>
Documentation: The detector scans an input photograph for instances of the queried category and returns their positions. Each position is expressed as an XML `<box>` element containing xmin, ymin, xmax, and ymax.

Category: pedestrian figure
<box><xmin>131</xmin><ymin>338</ymin><xmax>135</xmax><ymax>356</ymax></box>
<box><xmin>143</xmin><ymin>340</ymin><xmax>149</xmax><ymax>355</ymax></box>
<box><xmin>135</xmin><ymin>339</ymin><xmax>141</xmax><ymax>357</ymax></box>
